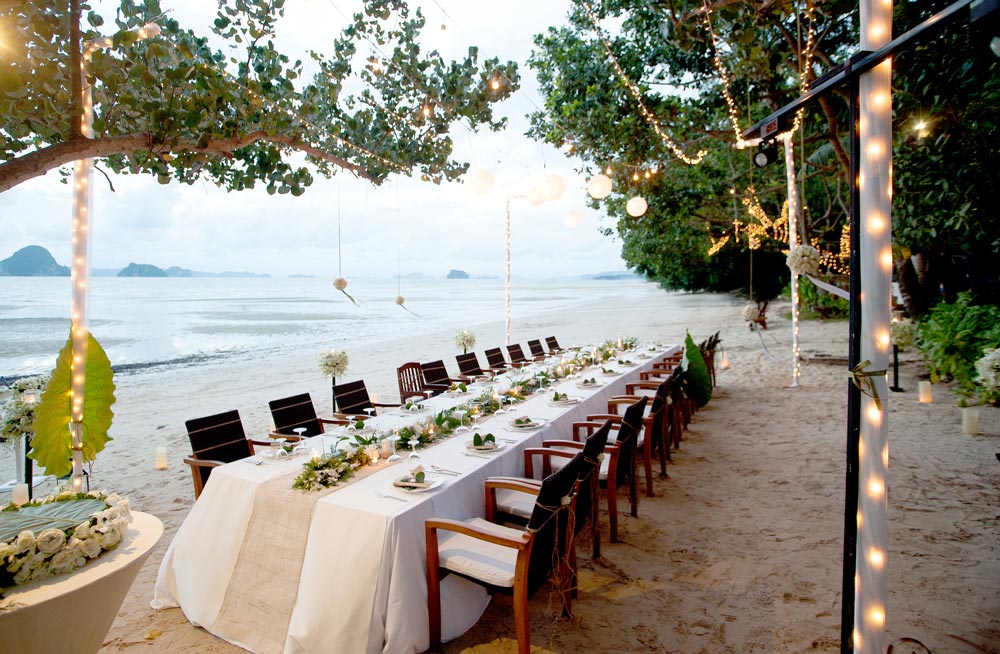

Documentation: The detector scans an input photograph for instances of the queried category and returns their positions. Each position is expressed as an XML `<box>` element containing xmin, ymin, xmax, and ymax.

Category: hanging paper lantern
<box><xmin>526</xmin><ymin>186</ymin><xmax>547</xmax><ymax>206</ymax></box>
<box><xmin>539</xmin><ymin>173</ymin><xmax>565</xmax><ymax>201</ymax></box>
<box><xmin>587</xmin><ymin>174</ymin><xmax>612</xmax><ymax>199</ymax></box>
<box><xmin>564</xmin><ymin>211</ymin><xmax>583</xmax><ymax>228</ymax></box>
<box><xmin>626</xmin><ymin>196</ymin><xmax>648</xmax><ymax>217</ymax></box>
<box><xmin>467</xmin><ymin>168</ymin><xmax>494</xmax><ymax>195</ymax></box>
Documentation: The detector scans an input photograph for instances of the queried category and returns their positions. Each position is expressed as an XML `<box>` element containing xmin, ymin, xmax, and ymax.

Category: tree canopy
<box><xmin>0</xmin><ymin>0</ymin><xmax>520</xmax><ymax>195</ymax></box>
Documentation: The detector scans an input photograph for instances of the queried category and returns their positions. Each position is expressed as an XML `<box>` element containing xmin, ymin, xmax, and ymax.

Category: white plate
<box><xmin>508</xmin><ymin>418</ymin><xmax>546</xmax><ymax>431</ymax></box>
<box><xmin>394</xmin><ymin>477</ymin><xmax>444</xmax><ymax>493</ymax></box>
<box><xmin>465</xmin><ymin>440</ymin><xmax>506</xmax><ymax>453</ymax></box>
<box><xmin>601</xmin><ymin>370</ymin><xmax>620</xmax><ymax>377</ymax></box>
<box><xmin>576</xmin><ymin>381</ymin><xmax>601</xmax><ymax>389</ymax></box>
<box><xmin>547</xmin><ymin>397</ymin><xmax>581</xmax><ymax>407</ymax></box>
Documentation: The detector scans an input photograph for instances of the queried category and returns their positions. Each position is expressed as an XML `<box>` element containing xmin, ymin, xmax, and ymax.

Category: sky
<box><xmin>0</xmin><ymin>0</ymin><xmax>630</xmax><ymax>279</ymax></box>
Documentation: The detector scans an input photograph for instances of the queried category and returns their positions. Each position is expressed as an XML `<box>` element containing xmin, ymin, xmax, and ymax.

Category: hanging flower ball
<box><xmin>626</xmin><ymin>196</ymin><xmax>648</xmax><ymax>217</ymax></box>
<box><xmin>467</xmin><ymin>168</ymin><xmax>494</xmax><ymax>195</ymax></box>
<box><xmin>741</xmin><ymin>304</ymin><xmax>762</xmax><ymax>322</ymax></box>
<box><xmin>395</xmin><ymin>295</ymin><xmax>405</xmax><ymax>305</ymax></box>
<box><xmin>786</xmin><ymin>244</ymin><xmax>821</xmax><ymax>276</ymax></box>
<box><xmin>587</xmin><ymin>174</ymin><xmax>612</xmax><ymax>199</ymax></box>
<box><xmin>334</xmin><ymin>277</ymin><xmax>349</xmax><ymax>291</ymax></box>
<box><xmin>319</xmin><ymin>348</ymin><xmax>349</xmax><ymax>378</ymax></box>
<box><xmin>564</xmin><ymin>210</ymin><xmax>583</xmax><ymax>228</ymax></box>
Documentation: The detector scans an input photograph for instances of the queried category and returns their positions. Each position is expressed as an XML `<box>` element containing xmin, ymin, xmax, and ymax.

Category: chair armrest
<box><xmin>425</xmin><ymin>518</ymin><xmax>530</xmax><ymax>550</ymax></box>
<box><xmin>484</xmin><ymin>477</ymin><xmax>545</xmax><ymax>495</ymax></box>
<box><xmin>319</xmin><ymin>417</ymin><xmax>350</xmax><ymax>426</ymax></box>
<box><xmin>252</xmin><ymin>437</ymin><xmax>284</xmax><ymax>447</ymax></box>
<box><xmin>625</xmin><ymin>381</ymin><xmax>660</xmax><ymax>394</ymax></box>
<box><xmin>587</xmin><ymin>413</ymin><xmax>622</xmax><ymax>424</ymax></box>
<box><xmin>487</xmin><ymin>475</ymin><xmax>543</xmax><ymax>487</ymax></box>
<box><xmin>542</xmin><ymin>440</ymin><xmax>584</xmax><ymax>450</ymax></box>
<box><xmin>183</xmin><ymin>456</ymin><xmax>225</xmax><ymax>469</ymax></box>
<box><xmin>373</xmin><ymin>401</ymin><xmax>402</xmax><ymax>408</ymax></box>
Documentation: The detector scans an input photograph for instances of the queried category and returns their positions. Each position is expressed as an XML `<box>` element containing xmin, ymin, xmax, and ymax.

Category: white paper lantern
<box><xmin>564</xmin><ymin>210</ymin><xmax>583</xmax><ymax>228</ymax></box>
<box><xmin>467</xmin><ymin>168</ymin><xmax>494</xmax><ymax>195</ymax></box>
<box><xmin>626</xmin><ymin>196</ymin><xmax>648</xmax><ymax>217</ymax></box>
<box><xmin>539</xmin><ymin>173</ymin><xmax>565</xmax><ymax>201</ymax></box>
<box><xmin>526</xmin><ymin>186</ymin><xmax>547</xmax><ymax>206</ymax></box>
<box><xmin>587</xmin><ymin>174</ymin><xmax>612</xmax><ymax>199</ymax></box>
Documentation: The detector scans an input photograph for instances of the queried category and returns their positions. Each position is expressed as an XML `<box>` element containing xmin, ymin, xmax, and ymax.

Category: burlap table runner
<box><xmin>212</xmin><ymin>461</ymin><xmax>385</xmax><ymax>654</ymax></box>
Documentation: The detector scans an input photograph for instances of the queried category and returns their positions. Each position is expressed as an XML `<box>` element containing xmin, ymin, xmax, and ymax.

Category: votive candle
<box><xmin>155</xmin><ymin>446</ymin><xmax>168</xmax><ymax>470</ymax></box>
<box><xmin>918</xmin><ymin>381</ymin><xmax>932</xmax><ymax>403</ymax></box>
<box><xmin>962</xmin><ymin>408</ymin><xmax>980</xmax><ymax>435</ymax></box>
<box><xmin>12</xmin><ymin>483</ymin><xmax>29</xmax><ymax>506</ymax></box>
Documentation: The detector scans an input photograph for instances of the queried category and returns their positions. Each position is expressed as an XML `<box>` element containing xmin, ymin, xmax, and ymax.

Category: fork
<box><xmin>374</xmin><ymin>490</ymin><xmax>408</xmax><ymax>502</ymax></box>
<box><xmin>430</xmin><ymin>465</ymin><xmax>460</xmax><ymax>476</ymax></box>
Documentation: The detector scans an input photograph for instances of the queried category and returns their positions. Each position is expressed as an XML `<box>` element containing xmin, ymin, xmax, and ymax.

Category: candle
<box><xmin>720</xmin><ymin>351</ymin><xmax>731</xmax><ymax>370</ymax></box>
<box><xmin>12</xmin><ymin>483</ymin><xmax>29</xmax><ymax>506</ymax></box>
<box><xmin>962</xmin><ymin>408</ymin><xmax>980</xmax><ymax>435</ymax></box>
<box><xmin>310</xmin><ymin>448</ymin><xmax>322</xmax><ymax>462</ymax></box>
<box><xmin>918</xmin><ymin>381</ymin><xmax>933</xmax><ymax>403</ymax></box>
<box><xmin>155</xmin><ymin>446</ymin><xmax>168</xmax><ymax>470</ymax></box>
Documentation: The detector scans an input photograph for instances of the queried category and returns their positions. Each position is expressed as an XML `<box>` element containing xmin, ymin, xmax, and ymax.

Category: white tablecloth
<box><xmin>153</xmin><ymin>345</ymin><xmax>679</xmax><ymax>654</ymax></box>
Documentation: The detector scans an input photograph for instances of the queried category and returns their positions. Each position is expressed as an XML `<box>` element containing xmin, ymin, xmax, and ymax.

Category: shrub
<box><xmin>916</xmin><ymin>292</ymin><xmax>1000</xmax><ymax>396</ymax></box>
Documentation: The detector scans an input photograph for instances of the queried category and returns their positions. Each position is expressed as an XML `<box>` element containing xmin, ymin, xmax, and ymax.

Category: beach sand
<box><xmin>13</xmin><ymin>286</ymin><xmax>996</xmax><ymax>653</ymax></box>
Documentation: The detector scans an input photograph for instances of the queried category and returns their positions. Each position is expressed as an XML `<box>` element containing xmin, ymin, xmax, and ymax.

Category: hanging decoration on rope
<box><xmin>395</xmin><ymin>242</ymin><xmax>418</xmax><ymax>317</ymax></box>
<box><xmin>333</xmin><ymin>181</ymin><xmax>358</xmax><ymax>306</ymax></box>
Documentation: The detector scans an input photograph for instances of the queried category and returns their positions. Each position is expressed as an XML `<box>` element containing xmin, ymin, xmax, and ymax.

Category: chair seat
<box><xmin>437</xmin><ymin>518</ymin><xmax>524</xmax><ymax>588</ymax></box>
<box><xmin>598</xmin><ymin>455</ymin><xmax>611</xmax><ymax>481</ymax></box>
<box><xmin>494</xmin><ymin>489</ymin><xmax>536</xmax><ymax>519</ymax></box>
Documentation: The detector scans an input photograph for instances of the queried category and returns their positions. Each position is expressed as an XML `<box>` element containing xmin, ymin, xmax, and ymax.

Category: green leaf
<box><xmin>472</xmin><ymin>433</ymin><xmax>483</xmax><ymax>446</ymax></box>
<box><xmin>30</xmin><ymin>333</ymin><xmax>116</xmax><ymax>478</ymax></box>
<box><xmin>0</xmin><ymin>498</ymin><xmax>107</xmax><ymax>542</ymax></box>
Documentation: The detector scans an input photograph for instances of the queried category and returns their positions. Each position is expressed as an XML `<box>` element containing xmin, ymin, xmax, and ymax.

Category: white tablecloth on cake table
<box><xmin>152</xmin><ymin>345</ymin><xmax>679</xmax><ymax>654</ymax></box>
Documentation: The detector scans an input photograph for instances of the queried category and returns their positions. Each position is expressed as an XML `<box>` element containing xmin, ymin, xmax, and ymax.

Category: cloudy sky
<box><xmin>0</xmin><ymin>0</ymin><xmax>630</xmax><ymax>279</ymax></box>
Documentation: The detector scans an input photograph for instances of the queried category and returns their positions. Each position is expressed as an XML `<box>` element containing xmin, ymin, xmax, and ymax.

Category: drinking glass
<box><xmin>454</xmin><ymin>409</ymin><xmax>469</xmax><ymax>433</ymax></box>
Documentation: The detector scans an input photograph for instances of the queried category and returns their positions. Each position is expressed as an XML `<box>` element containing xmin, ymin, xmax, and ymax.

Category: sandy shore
<box><xmin>8</xmin><ymin>286</ymin><xmax>997</xmax><ymax>653</ymax></box>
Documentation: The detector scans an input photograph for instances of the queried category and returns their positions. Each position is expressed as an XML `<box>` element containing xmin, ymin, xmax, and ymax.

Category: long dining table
<box><xmin>152</xmin><ymin>343</ymin><xmax>680</xmax><ymax>654</ymax></box>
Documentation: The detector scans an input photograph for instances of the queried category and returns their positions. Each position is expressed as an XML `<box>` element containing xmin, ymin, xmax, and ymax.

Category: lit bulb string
<box><xmin>579</xmin><ymin>1</ymin><xmax>707</xmax><ymax>165</ymax></box>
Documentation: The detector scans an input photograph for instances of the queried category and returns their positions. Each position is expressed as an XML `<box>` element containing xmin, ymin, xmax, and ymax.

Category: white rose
<box><xmin>98</xmin><ymin>524</ymin><xmax>122</xmax><ymax>550</ymax></box>
<box><xmin>74</xmin><ymin>522</ymin><xmax>94</xmax><ymax>539</ymax></box>
<box><xmin>49</xmin><ymin>549</ymin><xmax>80</xmax><ymax>575</ymax></box>
<box><xmin>13</xmin><ymin>562</ymin><xmax>34</xmax><ymax>584</ymax></box>
<box><xmin>14</xmin><ymin>531</ymin><xmax>35</xmax><ymax>554</ymax></box>
<box><xmin>36</xmin><ymin>528</ymin><xmax>67</xmax><ymax>555</ymax></box>
<box><xmin>0</xmin><ymin>542</ymin><xmax>16</xmax><ymax>560</ymax></box>
<box><xmin>28</xmin><ymin>559</ymin><xmax>51</xmax><ymax>582</ymax></box>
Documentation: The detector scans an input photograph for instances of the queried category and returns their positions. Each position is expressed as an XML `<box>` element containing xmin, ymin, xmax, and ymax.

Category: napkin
<box><xmin>393</xmin><ymin>479</ymin><xmax>432</xmax><ymax>490</ymax></box>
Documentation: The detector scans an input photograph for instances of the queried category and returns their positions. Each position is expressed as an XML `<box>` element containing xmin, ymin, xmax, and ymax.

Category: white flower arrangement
<box><xmin>0</xmin><ymin>490</ymin><xmax>131</xmax><ymax>593</ymax></box>
<box><xmin>974</xmin><ymin>348</ymin><xmax>1000</xmax><ymax>405</ymax></box>
<box><xmin>741</xmin><ymin>304</ymin><xmax>762</xmax><ymax>322</ymax></box>
<box><xmin>1</xmin><ymin>375</ymin><xmax>48</xmax><ymax>452</ymax></box>
<box><xmin>333</xmin><ymin>277</ymin><xmax>357</xmax><ymax>305</ymax></box>
<box><xmin>890</xmin><ymin>319</ymin><xmax>917</xmax><ymax>349</ymax></box>
<box><xmin>319</xmin><ymin>349</ymin><xmax>349</xmax><ymax>378</ymax></box>
<box><xmin>395</xmin><ymin>295</ymin><xmax>405</xmax><ymax>306</ymax></box>
<box><xmin>786</xmin><ymin>244</ymin><xmax>821</xmax><ymax>276</ymax></box>
<box><xmin>454</xmin><ymin>329</ymin><xmax>476</xmax><ymax>353</ymax></box>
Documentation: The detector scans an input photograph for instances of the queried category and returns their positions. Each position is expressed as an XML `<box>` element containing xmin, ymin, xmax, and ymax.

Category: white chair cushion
<box><xmin>436</xmin><ymin>518</ymin><xmax>525</xmax><ymax>588</ymax></box>
<box><xmin>494</xmin><ymin>488</ymin><xmax>535</xmax><ymax>519</ymax></box>
<box><xmin>598</xmin><ymin>454</ymin><xmax>610</xmax><ymax>481</ymax></box>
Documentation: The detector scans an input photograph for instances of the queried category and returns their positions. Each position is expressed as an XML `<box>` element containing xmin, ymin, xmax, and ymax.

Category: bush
<box><xmin>916</xmin><ymin>292</ymin><xmax>1000</xmax><ymax>395</ymax></box>
<box><xmin>788</xmin><ymin>276</ymin><xmax>849</xmax><ymax>320</ymax></box>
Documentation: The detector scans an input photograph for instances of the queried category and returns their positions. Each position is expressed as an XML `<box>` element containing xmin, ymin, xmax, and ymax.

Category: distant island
<box><xmin>288</xmin><ymin>274</ymin><xmax>316</xmax><ymax>279</ymax></box>
<box><xmin>0</xmin><ymin>245</ymin><xmax>70</xmax><ymax>276</ymax></box>
<box><xmin>446</xmin><ymin>269</ymin><xmax>470</xmax><ymax>279</ymax></box>
<box><xmin>118</xmin><ymin>263</ymin><xmax>167</xmax><ymax>277</ymax></box>
<box><xmin>582</xmin><ymin>271</ymin><xmax>642</xmax><ymax>281</ymax></box>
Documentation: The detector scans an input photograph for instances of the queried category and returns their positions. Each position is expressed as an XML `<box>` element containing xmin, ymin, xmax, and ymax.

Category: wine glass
<box><xmin>454</xmin><ymin>409</ymin><xmax>469</xmax><ymax>433</ymax></box>
<box><xmin>385</xmin><ymin>434</ymin><xmax>402</xmax><ymax>463</ymax></box>
<box><xmin>407</xmin><ymin>438</ymin><xmax>422</xmax><ymax>467</ymax></box>
<box><xmin>272</xmin><ymin>437</ymin><xmax>288</xmax><ymax>458</ymax></box>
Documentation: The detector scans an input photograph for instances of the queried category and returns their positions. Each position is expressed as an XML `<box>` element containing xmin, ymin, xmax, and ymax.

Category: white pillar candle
<box><xmin>918</xmin><ymin>381</ymin><xmax>932</xmax><ymax>403</ymax></box>
<box><xmin>12</xmin><ymin>483</ymin><xmax>29</xmax><ymax>506</ymax></box>
<box><xmin>962</xmin><ymin>408</ymin><xmax>980</xmax><ymax>435</ymax></box>
<box><xmin>155</xmin><ymin>446</ymin><xmax>168</xmax><ymax>470</ymax></box>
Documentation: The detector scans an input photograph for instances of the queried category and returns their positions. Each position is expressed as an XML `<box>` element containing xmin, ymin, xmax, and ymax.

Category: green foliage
<box><xmin>1</xmin><ymin>1</ymin><xmax>519</xmax><ymax>193</ymax></box>
<box><xmin>916</xmin><ymin>292</ymin><xmax>1000</xmax><ymax>395</ymax></box>
<box><xmin>30</xmin><ymin>333</ymin><xmax>116</xmax><ymax>478</ymax></box>
<box><xmin>794</xmin><ymin>276</ymin><xmax>849</xmax><ymax>320</ymax></box>
<box><xmin>680</xmin><ymin>331</ymin><xmax>712</xmax><ymax>408</ymax></box>
<box><xmin>0</xmin><ymin>497</ymin><xmax>108</xmax><ymax>543</ymax></box>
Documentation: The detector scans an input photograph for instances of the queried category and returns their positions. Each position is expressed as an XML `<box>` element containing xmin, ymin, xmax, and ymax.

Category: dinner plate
<box><xmin>394</xmin><ymin>477</ymin><xmax>444</xmax><ymax>493</ymax></box>
<box><xmin>547</xmin><ymin>397</ymin><xmax>581</xmax><ymax>407</ymax></box>
<box><xmin>508</xmin><ymin>418</ymin><xmax>546</xmax><ymax>431</ymax></box>
<box><xmin>465</xmin><ymin>440</ymin><xmax>506</xmax><ymax>453</ymax></box>
<box><xmin>601</xmin><ymin>370</ymin><xmax>620</xmax><ymax>377</ymax></box>
<box><xmin>576</xmin><ymin>381</ymin><xmax>602</xmax><ymax>390</ymax></box>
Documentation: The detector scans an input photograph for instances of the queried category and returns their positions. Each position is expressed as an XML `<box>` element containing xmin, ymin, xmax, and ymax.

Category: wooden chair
<box><xmin>183</xmin><ymin>410</ymin><xmax>272</xmax><ymax>499</ymax></box>
<box><xmin>545</xmin><ymin>336</ymin><xmax>562</xmax><ymax>352</ymax></box>
<box><xmin>484</xmin><ymin>347</ymin><xmax>510</xmax><ymax>372</ymax></box>
<box><xmin>268</xmin><ymin>393</ymin><xmax>345</xmax><ymax>437</ymax></box>
<box><xmin>332</xmin><ymin>379</ymin><xmax>399</xmax><ymax>417</ymax></box>
<box><xmin>420</xmin><ymin>360</ymin><xmax>464</xmax><ymax>395</ymax></box>
<box><xmin>426</xmin><ymin>456</ymin><xmax>583</xmax><ymax>654</ymax></box>
<box><xmin>506</xmin><ymin>343</ymin><xmax>531</xmax><ymax>367</ymax></box>
<box><xmin>626</xmin><ymin>380</ymin><xmax>673</xmax><ymax>474</ymax></box>
<box><xmin>527</xmin><ymin>339</ymin><xmax>547</xmax><ymax>360</ymax></box>
<box><xmin>607</xmin><ymin>385</ymin><xmax>669</xmax><ymax>495</ymax></box>
<box><xmin>455</xmin><ymin>352</ymin><xmax>491</xmax><ymax>378</ymax></box>
<box><xmin>397</xmin><ymin>362</ymin><xmax>433</xmax><ymax>403</ymax></box>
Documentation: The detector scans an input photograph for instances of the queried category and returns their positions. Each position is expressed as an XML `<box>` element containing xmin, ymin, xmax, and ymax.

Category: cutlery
<box><xmin>430</xmin><ymin>465</ymin><xmax>460</xmax><ymax>476</ymax></box>
<box><xmin>244</xmin><ymin>458</ymin><xmax>265</xmax><ymax>465</ymax></box>
<box><xmin>463</xmin><ymin>452</ymin><xmax>493</xmax><ymax>460</ymax></box>
<box><xmin>374</xmin><ymin>490</ymin><xmax>408</xmax><ymax>502</ymax></box>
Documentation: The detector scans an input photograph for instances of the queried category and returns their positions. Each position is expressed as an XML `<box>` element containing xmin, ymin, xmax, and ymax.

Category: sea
<box><xmin>0</xmin><ymin>276</ymin><xmax>656</xmax><ymax>378</ymax></box>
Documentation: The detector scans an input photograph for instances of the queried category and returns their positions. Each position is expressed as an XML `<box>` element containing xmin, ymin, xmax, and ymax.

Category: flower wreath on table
<box><xmin>0</xmin><ymin>490</ymin><xmax>131</xmax><ymax>596</ymax></box>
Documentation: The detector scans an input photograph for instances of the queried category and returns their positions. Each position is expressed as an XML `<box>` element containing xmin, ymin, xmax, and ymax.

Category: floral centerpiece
<box><xmin>454</xmin><ymin>329</ymin><xmax>476</xmax><ymax>354</ymax></box>
<box><xmin>786</xmin><ymin>244</ymin><xmax>821</xmax><ymax>276</ymax></box>
<box><xmin>974</xmin><ymin>348</ymin><xmax>1000</xmax><ymax>406</ymax></box>
<box><xmin>293</xmin><ymin>444</ymin><xmax>370</xmax><ymax>491</ymax></box>
<box><xmin>319</xmin><ymin>348</ymin><xmax>349</xmax><ymax>412</ymax></box>
<box><xmin>890</xmin><ymin>319</ymin><xmax>917</xmax><ymax>350</ymax></box>
<box><xmin>0</xmin><ymin>375</ymin><xmax>48</xmax><ymax>453</ymax></box>
<box><xmin>0</xmin><ymin>490</ymin><xmax>130</xmax><ymax>595</ymax></box>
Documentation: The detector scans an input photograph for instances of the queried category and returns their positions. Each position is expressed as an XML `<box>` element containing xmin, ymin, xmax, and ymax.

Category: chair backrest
<box><xmin>484</xmin><ymin>347</ymin><xmax>508</xmax><ymax>370</ymax></box>
<box><xmin>507</xmin><ymin>343</ymin><xmax>528</xmax><ymax>364</ymax></box>
<box><xmin>526</xmin><ymin>450</ymin><xmax>584</xmax><ymax>596</ymax></box>
<box><xmin>333</xmin><ymin>379</ymin><xmax>373</xmax><ymax>416</ymax></box>
<box><xmin>185</xmin><ymin>410</ymin><xmax>252</xmax><ymax>489</ymax></box>
<box><xmin>545</xmin><ymin>336</ymin><xmax>560</xmax><ymax>351</ymax></box>
<box><xmin>455</xmin><ymin>352</ymin><xmax>484</xmax><ymax>377</ymax></box>
<box><xmin>421</xmin><ymin>360</ymin><xmax>451</xmax><ymax>387</ymax></box>
<box><xmin>397</xmin><ymin>362</ymin><xmax>426</xmax><ymax>403</ymax></box>
<box><xmin>613</xmin><ymin>396</ymin><xmax>648</xmax><ymax>489</ymax></box>
<box><xmin>527</xmin><ymin>339</ymin><xmax>545</xmax><ymax>359</ymax></box>
<box><xmin>574</xmin><ymin>421</ymin><xmax>612</xmax><ymax>533</ymax></box>
<box><xmin>269</xmin><ymin>393</ymin><xmax>324</xmax><ymax>437</ymax></box>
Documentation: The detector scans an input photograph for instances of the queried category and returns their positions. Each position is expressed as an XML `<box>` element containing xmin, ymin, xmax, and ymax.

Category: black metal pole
<box><xmin>24</xmin><ymin>439</ymin><xmax>33</xmax><ymax>501</ymax></box>
<box><xmin>890</xmin><ymin>344</ymin><xmax>904</xmax><ymax>392</ymax></box>
<box><xmin>840</xmin><ymin>77</ymin><xmax>862</xmax><ymax>654</ymax></box>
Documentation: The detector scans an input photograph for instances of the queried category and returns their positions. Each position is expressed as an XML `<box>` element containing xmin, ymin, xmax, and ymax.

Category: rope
<box><xmin>750</xmin><ymin>322</ymin><xmax>775</xmax><ymax>361</ymax></box>
<box><xmin>848</xmin><ymin>360</ymin><xmax>887</xmax><ymax>411</ymax></box>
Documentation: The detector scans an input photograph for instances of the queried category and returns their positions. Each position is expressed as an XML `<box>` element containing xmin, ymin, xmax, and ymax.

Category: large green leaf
<box><xmin>680</xmin><ymin>331</ymin><xmax>713</xmax><ymax>408</ymax></box>
<box><xmin>30</xmin><ymin>333</ymin><xmax>116</xmax><ymax>478</ymax></box>
<box><xmin>0</xmin><ymin>498</ymin><xmax>107</xmax><ymax>542</ymax></box>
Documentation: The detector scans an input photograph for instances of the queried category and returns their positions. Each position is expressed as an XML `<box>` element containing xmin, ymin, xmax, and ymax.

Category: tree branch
<box><xmin>0</xmin><ymin>131</ymin><xmax>378</xmax><ymax>194</ymax></box>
